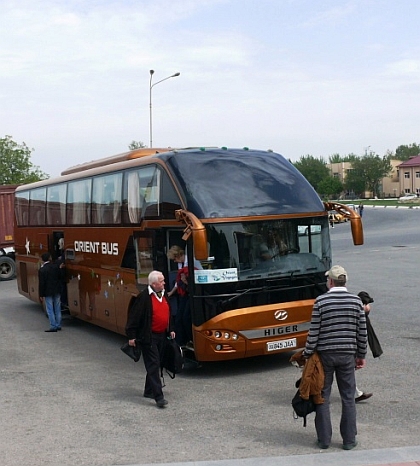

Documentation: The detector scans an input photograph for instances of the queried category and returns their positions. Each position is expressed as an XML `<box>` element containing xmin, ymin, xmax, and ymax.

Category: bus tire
<box><xmin>0</xmin><ymin>256</ymin><xmax>16</xmax><ymax>281</ymax></box>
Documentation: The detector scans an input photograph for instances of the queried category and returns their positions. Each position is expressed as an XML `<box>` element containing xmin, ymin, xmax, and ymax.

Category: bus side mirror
<box><xmin>192</xmin><ymin>229</ymin><xmax>208</xmax><ymax>261</ymax></box>
<box><xmin>324</xmin><ymin>201</ymin><xmax>364</xmax><ymax>246</ymax></box>
<box><xmin>350</xmin><ymin>217</ymin><xmax>363</xmax><ymax>246</ymax></box>
<box><xmin>175</xmin><ymin>209</ymin><xmax>208</xmax><ymax>261</ymax></box>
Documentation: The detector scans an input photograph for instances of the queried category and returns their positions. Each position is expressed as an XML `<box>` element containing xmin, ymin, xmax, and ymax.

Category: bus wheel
<box><xmin>0</xmin><ymin>256</ymin><xmax>16</xmax><ymax>281</ymax></box>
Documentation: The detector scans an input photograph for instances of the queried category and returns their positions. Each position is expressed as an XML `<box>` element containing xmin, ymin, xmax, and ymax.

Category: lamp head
<box><xmin>149</xmin><ymin>69</ymin><xmax>155</xmax><ymax>75</ymax></box>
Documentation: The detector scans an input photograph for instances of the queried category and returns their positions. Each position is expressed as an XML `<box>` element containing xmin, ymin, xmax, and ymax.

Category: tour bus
<box><xmin>14</xmin><ymin>147</ymin><xmax>363</xmax><ymax>362</ymax></box>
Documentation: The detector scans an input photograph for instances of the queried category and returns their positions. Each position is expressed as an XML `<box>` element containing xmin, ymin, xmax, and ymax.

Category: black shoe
<box><xmin>45</xmin><ymin>329</ymin><xmax>57</xmax><ymax>332</ymax></box>
<box><xmin>143</xmin><ymin>393</ymin><xmax>154</xmax><ymax>399</ymax></box>
<box><xmin>355</xmin><ymin>392</ymin><xmax>372</xmax><ymax>402</ymax></box>
<box><xmin>343</xmin><ymin>441</ymin><xmax>358</xmax><ymax>450</ymax></box>
<box><xmin>156</xmin><ymin>399</ymin><xmax>168</xmax><ymax>408</ymax></box>
<box><xmin>316</xmin><ymin>440</ymin><xmax>329</xmax><ymax>449</ymax></box>
<box><xmin>57</xmin><ymin>328</ymin><xmax>62</xmax><ymax>331</ymax></box>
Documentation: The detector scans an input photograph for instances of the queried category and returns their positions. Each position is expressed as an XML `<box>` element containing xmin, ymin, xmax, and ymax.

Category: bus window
<box><xmin>92</xmin><ymin>173</ymin><xmax>122</xmax><ymax>224</ymax></box>
<box><xmin>47</xmin><ymin>184</ymin><xmax>66</xmax><ymax>225</ymax></box>
<box><xmin>67</xmin><ymin>179</ymin><xmax>92</xmax><ymax>225</ymax></box>
<box><xmin>133</xmin><ymin>232</ymin><xmax>154</xmax><ymax>286</ymax></box>
<box><xmin>29</xmin><ymin>187</ymin><xmax>46</xmax><ymax>226</ymax></box>
<box><xmin>15</xmin><ymin>190</ymin><xmax>29</xmax><ymax>226</ymax></box>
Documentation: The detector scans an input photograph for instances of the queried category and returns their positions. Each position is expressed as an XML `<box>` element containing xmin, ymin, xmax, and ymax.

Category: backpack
<box><xmin>160</xmin><ymin>337</ymin><xmax>184</xmax><ymax>379</ymax></box>
<box><xmin>292</xmin><ymin>389</ymin><xmax>316</xmax><ymax>427</ymax></box>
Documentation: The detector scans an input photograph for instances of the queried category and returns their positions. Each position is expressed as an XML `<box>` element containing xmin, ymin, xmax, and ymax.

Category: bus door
<box><xmin>27</xmin><ymin>232</ymin><xmax>50</xmax><ymax>302</ymax></box>
<box><xmin>132</xmin><ymin>231</ymin><xmax>155</xmax><ymax>289</ymax></box>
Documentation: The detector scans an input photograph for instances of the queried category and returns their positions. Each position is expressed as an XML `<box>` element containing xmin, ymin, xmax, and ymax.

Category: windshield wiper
<box><xmin>217</xmin><ymin>286</ymin><xmax>263</xmax><ymax>312</ymax></box>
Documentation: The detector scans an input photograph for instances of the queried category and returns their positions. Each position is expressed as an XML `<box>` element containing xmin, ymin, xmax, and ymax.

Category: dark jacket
<box><xmin>125</xmin><ymin>288</ymin><xmax>174</xmax><ymax>345</ymax></box>
<box><xmin>38</xmin><ymin>261</ymin><xmax>64</xmax><ymax>298</ymax></box>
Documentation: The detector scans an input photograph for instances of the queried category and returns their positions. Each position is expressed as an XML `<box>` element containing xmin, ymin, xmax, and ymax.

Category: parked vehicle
<box><xmin>399</xmin><ymin>193</ymin><xmax>418</xmax><ymax>201</ymax></box>
<box><xmin>0</xmin><ymin>184</ymin><xmax>18</xmax><ymax>280</ymax></box>
<box><xmin>329</xmin><ymin>210</ymin><xmax>348</xmax><ymax>223</ymax></box>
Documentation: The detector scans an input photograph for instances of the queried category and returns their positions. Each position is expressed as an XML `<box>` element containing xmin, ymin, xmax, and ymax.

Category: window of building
<box><xmin>404</xmin><ymin>172</ymin><xmax>410</xmax><ymax>179</ymax></box>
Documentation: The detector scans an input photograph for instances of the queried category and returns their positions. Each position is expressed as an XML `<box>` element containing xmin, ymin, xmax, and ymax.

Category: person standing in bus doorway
<box><xmin>167</xmin><ymin>245</ymin><xmax>203</xmax><ymax>271</ymax></box>
<box><xmin>168</xmin><ymin>265</ymin><xmax>194</xmax><ymax>348</ymax></box>
<box><xmin>57</xmin><ymin>237</ymin><xmax>68</xmax><ymax>311</ymax></box>
<box><xmin>38</xmin><ymin>252</ymin><xmax>65</xmax><ymax>332</ymax></box>
<box><xmin>125</xmin><ymin>270</ymin><xmax>175</xmax><ymax>408</ymax></box>
<box><xmin>303</xmin><ymin>265</ymin><xmax>367</xmax><ymax>450</ymax></box>
<box><xmin>167</xmin><ymin>245</ymin><xmax>202</xmax><ymax>350</ymax></box>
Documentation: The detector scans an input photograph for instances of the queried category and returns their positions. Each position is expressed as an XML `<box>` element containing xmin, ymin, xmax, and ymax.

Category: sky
<box><xmin>1</xmin><ymin>0</ymin><xmax>420</xmax><ymax>179</ymax></box>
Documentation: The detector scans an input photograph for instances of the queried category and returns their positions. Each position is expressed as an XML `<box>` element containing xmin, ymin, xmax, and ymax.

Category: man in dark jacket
<box><xmin>126</xmin><ymin>270</ymin><xmax>175</xmax><ymax>408</ymax></box>
<box><xmin>38</xmin><ymin>252</ymin><xmax>65</xmax><ymax>332</ymax></box>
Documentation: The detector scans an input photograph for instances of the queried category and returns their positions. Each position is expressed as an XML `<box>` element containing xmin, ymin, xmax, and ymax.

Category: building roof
<box><xmin>398</xmin><ymin>155</ymin><xmax>420</xmax><ymax>167</ymax></box>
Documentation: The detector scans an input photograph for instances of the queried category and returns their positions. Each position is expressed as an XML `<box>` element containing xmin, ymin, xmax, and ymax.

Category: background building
<box><xmin>397</xmin><ymin>155</ymin><xmax>420</xmax><ymax>196</ymax></box>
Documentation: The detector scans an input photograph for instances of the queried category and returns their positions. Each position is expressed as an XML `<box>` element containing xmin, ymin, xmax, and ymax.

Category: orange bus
<box><xmin>14</xmin><ymin>147</ymin><xmax>363</xmax><ymax>362</ymax></box>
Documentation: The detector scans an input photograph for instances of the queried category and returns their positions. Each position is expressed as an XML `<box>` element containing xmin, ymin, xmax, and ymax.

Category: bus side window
<box><xmin>121</xmin><ymin>236</ymin><xmax>136</xmax><ymax>269</ymax></box>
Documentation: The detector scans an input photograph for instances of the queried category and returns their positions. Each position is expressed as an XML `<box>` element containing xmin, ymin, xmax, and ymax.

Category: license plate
<box><xmin>266</xmin><ymin>338</ymin><xmax>297</xmax><ymax>352</ymax></box>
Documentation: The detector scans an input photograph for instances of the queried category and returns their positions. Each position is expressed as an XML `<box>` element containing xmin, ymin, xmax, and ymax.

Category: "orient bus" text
<box><xmin>74</xmin><ymin>241</ymin><xmax>118</xmax><ymax>255</ymax></box>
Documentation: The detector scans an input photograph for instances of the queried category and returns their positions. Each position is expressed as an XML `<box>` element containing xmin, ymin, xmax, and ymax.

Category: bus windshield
<box><xmin>163</xmin><ymin>149</ymin><xmax>324</xmax><ymax>217</ymax></box>
<box><xmin>189</xmin><ymin>216</ymin><xmax>330</xmax><ymax>328</ymax></box>
<box><xmin>202</xmin><ymin>217</ymin><xmax>330</xmax><ymax>281</ymax></box>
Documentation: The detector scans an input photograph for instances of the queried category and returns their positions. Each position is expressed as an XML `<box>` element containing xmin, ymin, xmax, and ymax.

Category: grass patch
<box><xmin>337</xmin><ymin>199</ymin><xmax>420</xmax><ymax>207</ymax></box>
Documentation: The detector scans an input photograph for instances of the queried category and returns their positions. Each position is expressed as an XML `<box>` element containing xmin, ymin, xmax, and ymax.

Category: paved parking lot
<box><xmin>1</xmin><ymin>208</ymin><xmax>420</xmax><ymax>466</ymax></box>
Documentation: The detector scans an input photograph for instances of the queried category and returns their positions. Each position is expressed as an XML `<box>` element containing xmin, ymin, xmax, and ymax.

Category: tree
<box><xmin>329</xmin><ymin>153</ymin><xmax>359</xmax><ymax>163</ymax></box>
<box><xmin>344</xmin><ymin>167</ymin><xmax>366</xmax><ymax>198</ymax></box>
<box><xmin>0</xmin><ymin>135</ymin><xmax>48</xmax><ymax>185</ymax></box>
<box><xmin>347</xmin><ymin>153</ymin><xmax>392</xmax><ymax>198</ymax></box>
<box><xmin>293</xmin><ymin>155</ymin><xmax>329</xmax><ymax>192</ymax></box>
<box><xmin>393</xmin><ymin>143</ymin><xmax>420</xmax><ymax>161</ymax></box>
<box><xmin>128</xmin><ymin>140</ymin><xmax>147</xmax><ymax>150</ymax></box>
<box><xmin>318</xmin><ymin>176</ymin><xmax>344</xmax><ymax>199</ymax></box>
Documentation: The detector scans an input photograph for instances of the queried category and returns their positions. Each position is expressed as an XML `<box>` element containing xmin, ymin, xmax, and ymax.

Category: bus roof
<box><xmin>61</xmin><ymin>148</ymin><xmax>173</xmax><ymax>175</ymax></box>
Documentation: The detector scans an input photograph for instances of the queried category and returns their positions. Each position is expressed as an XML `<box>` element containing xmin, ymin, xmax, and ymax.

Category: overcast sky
<box><xmin>1</xmin><ymin>0</ymin><xmax>420</xmax><ymax>178</ymax></box>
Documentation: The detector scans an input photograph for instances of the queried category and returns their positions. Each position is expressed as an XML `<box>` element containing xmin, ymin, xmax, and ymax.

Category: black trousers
<box><xmin>141</xmin><ymin>332</ymin><xmax>166</xmax><ymax>401</ymax></box>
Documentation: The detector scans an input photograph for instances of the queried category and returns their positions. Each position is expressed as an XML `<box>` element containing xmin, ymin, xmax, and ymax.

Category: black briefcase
<box><xmin>120</xmin><ymin>342</ymin><xmax>141</xmax><ymax>362</ymax></box>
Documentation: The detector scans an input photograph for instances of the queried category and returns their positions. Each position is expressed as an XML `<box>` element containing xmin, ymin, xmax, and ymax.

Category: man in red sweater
<box><xmin>126</xmin><ymin>271</ymin><xmax>175</xmax><ymax>408</ymax></box>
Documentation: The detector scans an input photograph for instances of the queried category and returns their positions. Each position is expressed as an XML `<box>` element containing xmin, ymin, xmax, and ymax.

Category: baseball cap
<box><xmin>325</xmin><ymin>265</ymin><xmax>348</xmax><ymax>280</ymax></box>
<box><xmin>358</xmin><ymin>291</ymin><xmax>374</xmax><ymax>305</ymax></box>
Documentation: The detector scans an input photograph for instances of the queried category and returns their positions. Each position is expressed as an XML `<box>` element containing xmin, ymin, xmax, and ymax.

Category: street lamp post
<box><xmin>149</xmin><ymin>70</ymin><xmax>180</xmax><ymax>148</ymax></box>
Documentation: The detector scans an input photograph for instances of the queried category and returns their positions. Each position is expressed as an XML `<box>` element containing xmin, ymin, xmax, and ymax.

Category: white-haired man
<box><xmin>126</xmin><ymin>270</ymin><xmax>175</xmax><ymax>408</ymax></box>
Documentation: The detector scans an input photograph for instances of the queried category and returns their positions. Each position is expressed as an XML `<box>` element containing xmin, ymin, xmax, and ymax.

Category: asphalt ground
<box><xmin>1</xmin><ymin>206</ymin><xmax>420</xmax><ymax>466</ymax></box>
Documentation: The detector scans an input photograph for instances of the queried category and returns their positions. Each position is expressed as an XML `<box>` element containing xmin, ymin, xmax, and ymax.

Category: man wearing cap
<box><xmin>303</xmin><ymin>265</ymin><xmax>367</xmax><ymax>451</ymax></box>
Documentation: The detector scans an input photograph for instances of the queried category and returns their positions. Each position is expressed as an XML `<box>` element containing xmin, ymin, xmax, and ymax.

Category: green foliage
<box><xmin>293</xmin><ymin>155</ymin><xmax>329</xmax><ymax>192</ymax></box>
<box><xmin>344</xmin><ymin>168</ymin><xmax>366</xmax><ymax>197</ymax></box>
<box><xmin>393</xmin><ymin>143</ymin><xmax>420</xmax><ymax>161</ymax></box>
<box><xmin>348</xmin><ymin>153</ymin><xmax>392</xmax><ymax>197</ymax></box>
<box><xmin>318</xmin><ymin>176</ymin><xmax>343</xmax><ymax>198</ymax></box>
<box><xmin>329</xmin><ymin>153</ymin><xmax>358</xmax><ymax>163</ymax></box>
<box><xmin>0</xmin><ymin>135</ymin><xmax>48</xmax><ymax>185</ymax></box>
<box><xmin>128</xmin><ymin>140</ymin><xmax>147</xmax><ymax>150</ymax></box>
